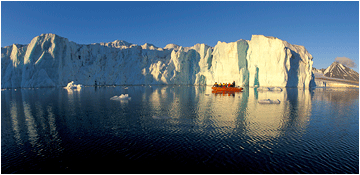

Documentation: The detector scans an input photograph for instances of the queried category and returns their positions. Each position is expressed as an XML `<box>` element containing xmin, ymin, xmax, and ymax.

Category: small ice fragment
<box><xmin>257</xmin><ymin>87</ymin><xmax>282</xmax><ymax>91</ymax></box>
<box><xmin>110</xmin><ymin>94</ymin><xmax>131</xmax><ymax>100</ymax></box>
<box><xmin>269</xmin><ymin>87</ymin><xmax>282</xmax><ymax>91</ymax></box>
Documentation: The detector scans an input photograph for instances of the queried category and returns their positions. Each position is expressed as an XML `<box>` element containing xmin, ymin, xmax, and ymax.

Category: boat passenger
<box><xmin>228</xmin><ymin>83</ymin><xmax>231</xmax><ymax>87</ymax></box>
<box><xmin>213</xmin><ymin>82</ymin><xmax>218</xmax><ymax>87</ymax></box>
<box><xmin>231</xmin><ymin>81</ymin><xmax>235</xmax><ymax>87</ymax></box>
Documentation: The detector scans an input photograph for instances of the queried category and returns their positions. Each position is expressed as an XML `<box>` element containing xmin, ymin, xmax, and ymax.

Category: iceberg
<box><xmin>110</xmin><ymin>94</ymin><xmax>131</xmax><ymax>100</ymax></box>
<box><xmin>246</xmin><ymin>36</ymin><xmax>313</xmax><ymax>88</ymax></box>
<box><xmin>1</xmin><ymin>33</ymin><xmax>314</xmax><ymax>88</ymax></box>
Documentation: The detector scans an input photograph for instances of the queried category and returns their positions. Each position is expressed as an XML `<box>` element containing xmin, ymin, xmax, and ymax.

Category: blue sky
<box><xmin>1</xmin><ymin>1</ymin><xmax>359</xmax><ymax>71</ymax></box>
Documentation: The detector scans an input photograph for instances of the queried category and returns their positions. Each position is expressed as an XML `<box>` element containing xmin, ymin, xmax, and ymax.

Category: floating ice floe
<box><xmin>258</xmin><ymin>99</ymin><xmax>281</xmax><ymax>104</ymax></box>
<box><xmin>110</xmin><ymin>94</ymin><xmax>131</xmax><ymax>100</ymax></box>
<box><xmin>257</xmin><ymin>87</ymin><xmax>282</xmax><ymax>91</ymax></box>
<box><xmin>64</xmin><ymin>81</ymin><xmax>82</xmax><ymax>90</ymax></box>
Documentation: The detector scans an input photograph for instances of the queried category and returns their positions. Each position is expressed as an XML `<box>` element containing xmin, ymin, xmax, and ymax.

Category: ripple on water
<box><xmin>1</xmin><ymin>87</ymin><xmax>358</xmax><ymax>173</ymax></box>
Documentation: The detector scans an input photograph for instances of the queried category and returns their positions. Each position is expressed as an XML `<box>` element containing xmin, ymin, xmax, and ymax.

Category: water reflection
<box><xmin>22</xmin><ymin>101</ymin><xmax>38</xmax><ymax>148</ymax></box>
<box><xmin>144</xmin><ymin>86</ymin><xmax>313</xmax><ymax>143</ymax></box>
<box><xmin>66</xmin><ymin>88</ymin><xmax>81</xmax><ymax>116</ymax></box>
<box><xmin>312</xmin><ymin>88</ymin><xmax>358</xmax><ymax>104</ymax></box>
<box><xmin>249</xmin><ymin>88</ymin><xmax>312</xmax><ymax>139</ymax></box>
<box><xmin>46</xmin><ymin>105</ymin><xmax>64</xmax><ymax>157</ymax></box>
<box><xmin>10</xmin><ymin>101</ymin><xmax>21</xmax><ymax>144</ymax></box>
<box><xmin>311</xmin><ymin>88</ymin><xmax>359</xmax><ymax>125</ymax></box>
<box><xmin>149</xmin><ymin>86</ymin><xmax>170</xmax><ymax>113</ymax></box>
<box><xmin>1</xmin><ymin>86</ymin><xmax>357</xmax><ymax>173</ymax></box>
<box><xmin>2</xmin><ymin>86</ymin><xmax>315</xmax><ymax>146</ymax></box>
<box><xmin>2</xmin><ymin>88</ymin><xmax>64</xmax><ymax>160</ymax></box>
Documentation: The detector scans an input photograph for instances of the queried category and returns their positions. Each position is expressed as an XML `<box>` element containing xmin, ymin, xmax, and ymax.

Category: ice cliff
<box><xmin>1</xmin><ymin>33</ymin><xmax>314</xmax><ymax>88</ymax></box>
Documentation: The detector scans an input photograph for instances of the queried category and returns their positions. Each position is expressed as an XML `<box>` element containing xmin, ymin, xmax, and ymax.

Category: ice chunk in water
<box><xmin>110</xmin><ymin>94</ymin><xmax>131</xmax><ymax>100</ymax></box>
<box><xmin>257</xmin><ymin>87</ymin><xmax>282</xmax><ymax>91</ymax></box>
<box><xmin>258</xmin><ymin>99</ymin><xmax>281</xmax><ymax>104</ymax></box>
<box><xmin>64</xmin><ymin>81</ymin><xmax>82</xmax><ymax>90</ymax></box>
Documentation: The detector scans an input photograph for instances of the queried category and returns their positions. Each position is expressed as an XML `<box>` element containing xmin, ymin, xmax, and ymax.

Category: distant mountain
<box><xmin>323</xmin><ymin>61</ymin><xmax>359</xmax><ymax>82</ymax></box>
<box><xmin>312</xmin><ymin>67</ymin><xmax>325</xmax><ymax>74</ymax></box>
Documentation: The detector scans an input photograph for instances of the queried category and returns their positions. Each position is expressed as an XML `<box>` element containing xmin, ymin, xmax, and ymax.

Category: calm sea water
<box><xmin>1</xmin><ymin>86</ymin><xmax>359</xmax><ymax>173</ymax></box>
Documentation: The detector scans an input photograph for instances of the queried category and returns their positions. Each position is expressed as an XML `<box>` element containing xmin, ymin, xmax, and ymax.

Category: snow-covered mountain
<box><xmin>1</xmin><ymin>33</ymin><xmax>314</xmax><ymax>88</ymax></box>
<box><xmin>323</xmin><ymin>61</ymin><xmax>359</xmax><ymax>81</ymax></box>
<box><xmin>312</xmin><ymin>62</ymin><xmax>359</xmax><ymax>88</ymax></box>
<box><xmin>312</xmin><ymin>67</ymin><xmax>325</xmax><ymax>74</ymax></box>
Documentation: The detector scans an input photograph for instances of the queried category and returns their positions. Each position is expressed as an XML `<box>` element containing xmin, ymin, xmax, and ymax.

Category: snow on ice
<box><xmin>1</xmin><ymin>33</ymin><xmax>314</xmax><ymax>88</ymax></box>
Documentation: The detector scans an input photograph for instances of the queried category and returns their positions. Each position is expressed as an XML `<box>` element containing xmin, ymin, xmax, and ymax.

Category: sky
<box><xmin>1</xmin><ymin>1</ymin><xmax>359</xmax><ymax>72</ymax></box>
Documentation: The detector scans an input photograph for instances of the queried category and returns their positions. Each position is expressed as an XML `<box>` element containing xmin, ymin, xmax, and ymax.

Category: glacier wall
<box><xmin>1</xmin><ymin>33</ymin><xmax>314</xmax><ymax>88</ymax></box>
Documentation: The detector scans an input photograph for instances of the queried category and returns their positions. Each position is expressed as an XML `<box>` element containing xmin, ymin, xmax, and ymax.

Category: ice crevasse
<box><xmin>1</xmin><ymin>33</ymin><xmax>314</xmax><ymax>88</ymax></box>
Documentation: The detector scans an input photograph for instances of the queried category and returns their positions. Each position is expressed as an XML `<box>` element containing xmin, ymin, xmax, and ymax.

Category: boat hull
<box><xmin>211</xmin><ymin>87</ymin><xmax>243</xmax><ymax>92</ymax></box>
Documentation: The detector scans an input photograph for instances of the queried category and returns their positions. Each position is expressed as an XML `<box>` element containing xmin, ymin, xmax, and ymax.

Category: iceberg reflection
<box><xmin>2</xmin><ymin>86</ymin><xmax>313</xmax><ymax>165</ymax></box>
<box><xmin>10</xmin><ymin>100</ymin><xmax>22</xmax><ymax>144</ymax></box>
<box><xmin>244</xmin><ymin>88</ymin><xmax>312</xmax><ymax>142</ymax></box>
<box><xmin>145</xmin><ymin>86</ymin><xmax>313</xmax><ymax>140</ymax></box>
<box><xmin>23</xmin><ymin>101</ymin><xmax>39</xmax><ymax>147</ymax></box>
<box><xmin>2</xmin><ymin>89</ymin><xmax>64</xmax><ymax>158</ymax></box>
